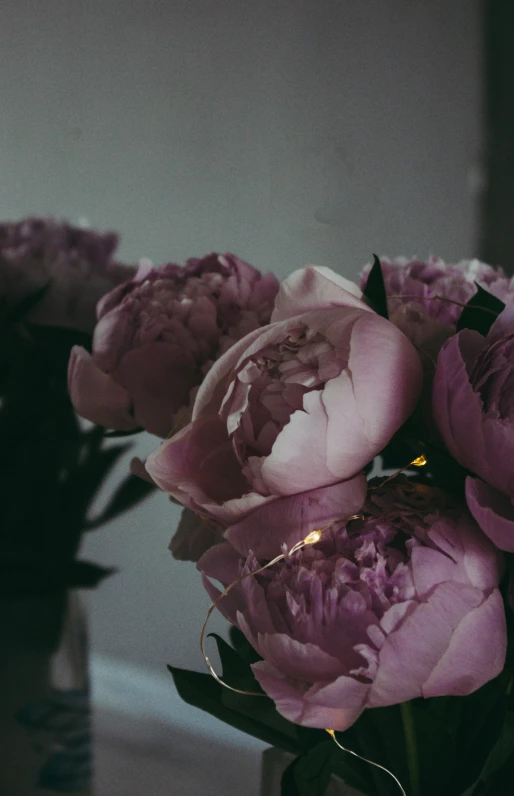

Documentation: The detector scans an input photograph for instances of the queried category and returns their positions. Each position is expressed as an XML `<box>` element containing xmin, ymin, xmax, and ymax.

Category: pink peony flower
<box><xmin>361</xmin><ymin>256</ymin><xmax>514</xmax><ymax>359</ymax></box>
<box><xmin>434</xmin><ymin>303</ymin><xmax>514</xmax><ymax>552</ymax></box>
<box><xmin>146</xmin><ymin>266</ymin><xmax>422</xmax><ymax>525</ymax></box>
<box><xmin>68</xmin><ymin>253</ymin><xmax>279</xmax><ymax>437</ymax></box>
<box><xmin>199</xmin><ymin>479</ymin><xmax>506</xmax><ymax>731</ymax></box>
<box><xmin>0</xmin><ymin>217</ymin><xmax>133</xmax><ymax>332</ymax></box>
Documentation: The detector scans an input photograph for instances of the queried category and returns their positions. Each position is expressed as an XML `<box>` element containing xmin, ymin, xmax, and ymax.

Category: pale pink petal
<box><xmin>422</xmin><ymin>590</ymin><xmax>506</xmax><ymax>697</ymax></box>
<box><xmin>369</xmin><ymin>582</ymin><xmax>483</xmax><ymax>707</ymax></box>
<box><xmin>271</xmin><ymin>265</ymin><xmax>371</xmax><ymax>322</ymax></box>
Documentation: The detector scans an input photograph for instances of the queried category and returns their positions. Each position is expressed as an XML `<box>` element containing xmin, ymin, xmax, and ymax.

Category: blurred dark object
<box><xmin>0</xmin><ymin>218</ymin><xmax>154</xmax><ymax>795</ymax></box>
<box><xmin>479</xmin><ymin>0</ymin><xmax>514</xmax><ymax>271</ymax></box>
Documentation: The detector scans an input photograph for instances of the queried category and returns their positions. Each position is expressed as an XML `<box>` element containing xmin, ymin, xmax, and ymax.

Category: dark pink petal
<box><xmin>199</xmin><ymin>543</ymin><xmax>244</xmax><ymax>624</ymax></box>
<box><xmin>67</xmin><ymin>346</ymin><xmax>136</xmax><ymax>430</ymax></box>
<box><xmin>169</xmin><ymin>508</ymin><xmax>222</xmax><ymax>562</ymax></box>
<box><xmin>432</xmin><ymin>331</ymin><xmax>488</xmax><ymax>475</ymax></box>
<box><xmin>92</xmin><ymin>307</ymin><xmax>137</xmax><ymax>371</ymax></box>
<box><xmin>113</xmin><ymin>343</ymin><xmax>196</xmax><ymax>438</ymax></box>
<box><xmin>466</xmin><ymin>476</ymin><xmax>514</xmax><ymax>553</ymax></box>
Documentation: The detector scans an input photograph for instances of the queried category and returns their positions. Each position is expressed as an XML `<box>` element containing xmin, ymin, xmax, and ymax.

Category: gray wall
<box><xmin>1</xmin><ymin>0</ymin><xmax>481</xmax><ymax>674</ymax></box>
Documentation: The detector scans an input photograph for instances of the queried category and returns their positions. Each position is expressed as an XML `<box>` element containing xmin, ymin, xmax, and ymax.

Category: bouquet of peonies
<box><xmin>0</xmin><ymin>217</ymin><xmax>156</xmax><ymax>795</ymax></box>
<box><xmin>70</xmin><ymin>252</ymin><xmax>514</xmax><ymax>796</ymax></box>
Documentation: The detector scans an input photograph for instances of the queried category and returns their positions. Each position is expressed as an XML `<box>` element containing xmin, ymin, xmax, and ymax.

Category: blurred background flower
<box><xmin>68</xmin><ymin>253</ymin><xmax>279</xmax><ymax>437</ymax></box>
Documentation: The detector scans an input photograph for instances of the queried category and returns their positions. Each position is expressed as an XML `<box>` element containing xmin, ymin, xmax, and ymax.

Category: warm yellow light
<box><xmin>410</xmin><ymin>454</ymin><xmax>427</xmax><ymax>467</ymax></box>
<box><xmin>303</xmin><ymin>529</ymin><xmax>323</xmax><ymax>545</ymax></box>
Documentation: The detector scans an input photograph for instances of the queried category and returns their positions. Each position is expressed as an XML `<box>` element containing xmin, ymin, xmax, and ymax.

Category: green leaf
<box><xmin>463</xmin><ymin>709</ymin><xmax>514</xmax><ymax>795</ymax></box>
<box><xmin>168</xmin><ymin>665</ymin><xmax>302</xmax><ymax>754</ymax></box>
<box><xmin>479</xmin><ymin>749</ymin><xmax>514</xmax><ymax>796</ymax></box>
<box><xmin>362</xmin><ymin>255</ymin><xmax>388</xmax><ymax>319</ymax></box>
<box><xmin>455</xmin><ymin>283</ymin><xmax>505</xmax><ymax>336</ymax></box>
<box><xmin>85</xmin><ymin>473</ymin><xmax>156</xmax><ymax>529</ymax></box>
<box><xmin>209</xmin><ymin>633</ymin><xmax>263</xmax><ymax>690</ymax></box>
<box><xmin>280</xmin><ymin>739</ymin><xmax>373</xmax><ymax>796</ymax></box>
<box><xmin>61</xmin><ymin>441</ymin><xmax>130</xmax><ymax>530</ymax></box>
<box><xmin>281</xmin><ymin>742</ymin><xmax>335</xmax><ymax>796</ymax></box>
<box><xmin>229</xmin><ymin>625</ymin><xmax>263</xmax><ymax>665</ymax></box>
<box><xmin>208</xmin><ymin>634</ymin><xmax>306</xmax><ymax>748</ymax></box>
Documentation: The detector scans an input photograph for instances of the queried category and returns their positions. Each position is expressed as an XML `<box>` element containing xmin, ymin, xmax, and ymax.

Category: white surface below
<box><xmin>91</xmin><ymin>655</ymin><xmax>267</xmax><ymax>796</ymax></box>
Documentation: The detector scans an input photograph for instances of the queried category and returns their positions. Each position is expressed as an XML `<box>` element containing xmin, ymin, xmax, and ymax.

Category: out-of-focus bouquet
<box><xmin>71</xmin><ymin>251</ymin><xmax>514</xmax><ymax>796</ymax></box>
<box><xmin>0</xmin><ymin>217</ymin><xmax>155</xmax><ymax>795</ymax></box>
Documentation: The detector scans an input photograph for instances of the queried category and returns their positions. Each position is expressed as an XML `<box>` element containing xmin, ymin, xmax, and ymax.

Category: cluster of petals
<box><xmin>362</xmin><ymin>255</ymin><xmax>514</xmax><ymax>358</ymax></box>
<box><xmin>68</xmin><ymin>253</ymin><xmax>279</xmax><ymax>437</ymax></box>
<box><xmin>0</xmin><ymin>216</ymin><xmax>132</xmax><ymax>332</ymax></box>
<box><xmin>199</xmin><ymin>479</ymin><xmax>506</xmax><ymax>730</ymax></box>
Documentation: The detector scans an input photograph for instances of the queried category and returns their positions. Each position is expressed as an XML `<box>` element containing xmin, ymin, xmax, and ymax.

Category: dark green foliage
<box><xmin>169</xmin><ymin>629</ymin><xmax>514</xmax><ymax>796</ymax></box>
<box><xmin>456</xmin><ymin>283</ymin><xmax>505</xmax><ymax>336</ymax></box>
<box><xmin>0</xmin><ymin>320</ymin><xmax>150</xmax><ymax>596</ymax></box>
<box><xmin>362</xmin><ymin>256</ymin><xmax>388</xmax><ymax>319</ymax></box>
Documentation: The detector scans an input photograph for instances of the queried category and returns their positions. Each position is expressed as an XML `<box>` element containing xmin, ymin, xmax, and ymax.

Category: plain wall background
<box><xmin>1</xmin><ymin>0</ymin><xmax>482</xmax><ymax>675</ymax></box>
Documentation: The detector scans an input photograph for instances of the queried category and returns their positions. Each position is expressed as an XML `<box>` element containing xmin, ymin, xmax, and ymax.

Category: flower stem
<box><xmin>400</xmin><ymin>702</ymin><xmax>421</xmax><ymax>796</ymax></box>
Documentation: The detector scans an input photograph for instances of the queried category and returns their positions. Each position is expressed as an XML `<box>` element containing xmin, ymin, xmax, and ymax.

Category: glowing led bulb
<box><xmin>303</xmin><ymin>529</ymin><xmax>323</xmax><ymax>545</ymax></box>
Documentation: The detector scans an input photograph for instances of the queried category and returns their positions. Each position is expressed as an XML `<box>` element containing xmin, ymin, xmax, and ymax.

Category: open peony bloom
<box><xmin>434</xmin><ymin>303</ymin><xmax>514</xmax><ymax>552</ymax></box>
<box><xmin>0</xmin><ymin>217</ymin><xmax>133</xmax><ymax>333</ymax></box>
<box><xmin>146</xmin><ymin>267</ymin><xmax>421</xmax><ymax>524</ymax></box>
<box><xmin>145</xmin><ymin>265</ymin><xmax>422</xmax><ymax>525</ymax></box>
<box><xmin>199</xmin><ymin>479</ymin><xmax>506</xmax><ymax>731</ymax></box>
<box><xmin>68</xmin><ymin>253</ymin><xmax>279</xmax><ymax>437</ymax></box>
<box><xmin>361</xmin><ymin>256</ymin><xmax>514</xmax><ymax>359</ymax></box>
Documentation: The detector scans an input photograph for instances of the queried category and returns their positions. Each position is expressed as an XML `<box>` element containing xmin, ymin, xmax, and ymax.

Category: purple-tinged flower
<box><xmin>145</xmin><ymin>266</ymin><xmax>422</xmax><ymax>525</ymax></box>
<box><xmin>0</xmin><ymin>217</ymin><xmax>134</xmax><ymax>332</ymax></box>
<box><xmin>68</xmin><ymin>253</ymin><xmax>279</xmax><ymax>437</ymax></box>
<box><xmin>361</xmin><ymin>256</ymin><xmax>514</xmax><ymax>358</ymax></box>
<box><xmin>199</xmin><ymin>479</ymin><xmax>506</xmax><ymax>731</ymax></box>
<box><xmin>434</xmin><ymin>303</ymin><xmax>514</xmax><ymax>551</ymax></box>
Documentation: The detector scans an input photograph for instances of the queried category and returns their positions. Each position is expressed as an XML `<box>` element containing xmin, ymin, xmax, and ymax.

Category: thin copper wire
<box><xmin>326</xmin><ymin>730</ymin><xmax>407</xmax><ymax>796</ymax></box>
<box><xmin>370</xmin><ymin>454</ymin><xmax>427</xmax><ymax>491</ymax></box>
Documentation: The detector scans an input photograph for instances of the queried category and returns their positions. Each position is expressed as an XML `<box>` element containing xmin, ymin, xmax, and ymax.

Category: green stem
<box><xmin>400</xmin><ymin>702</ymin><xmax>421</xmax><ymax>796</ymax></box>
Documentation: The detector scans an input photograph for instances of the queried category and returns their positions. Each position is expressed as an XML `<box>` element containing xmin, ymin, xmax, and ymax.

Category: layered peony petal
<box><xmin>67</xmin><ymin>346</ymin><xmax>136</xmax><ymax>430</ymax></box>
<box><xmin>199</xmin><ymin>478</ymin><xmax>506</xmax><ymax>732</ymax></box>
<box><xmin>466</xmin><ymin>477</ymin><xmax>514</xmax><ymax>553</ymax></box>
<box><xmin>225</xmin><ymin>476</ymin><xmax>367</xmax><ymax>560</ymax></box>
<box><xmin>422</xmin><ymin>590</ymin><xmax>506</xmax><ymax>697</ymax></box>
<box><xmin>271</xmin><ymin>265</ymin><xmax>370</xmax><ymax>322</ymax></box>
<box><xmin>69</xmin><ymin>253</ymin><xmax>279</xmax><ymax>436</ymax></box>
<box><xmin>251</xmin><ymin>662</ymin><xmax>365</xmax><ymax>731</ymax></box>
<box><xmin>113</xmin><ymin>343</ymin><xmax>196</xmax><ymax>438</ymax></box>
